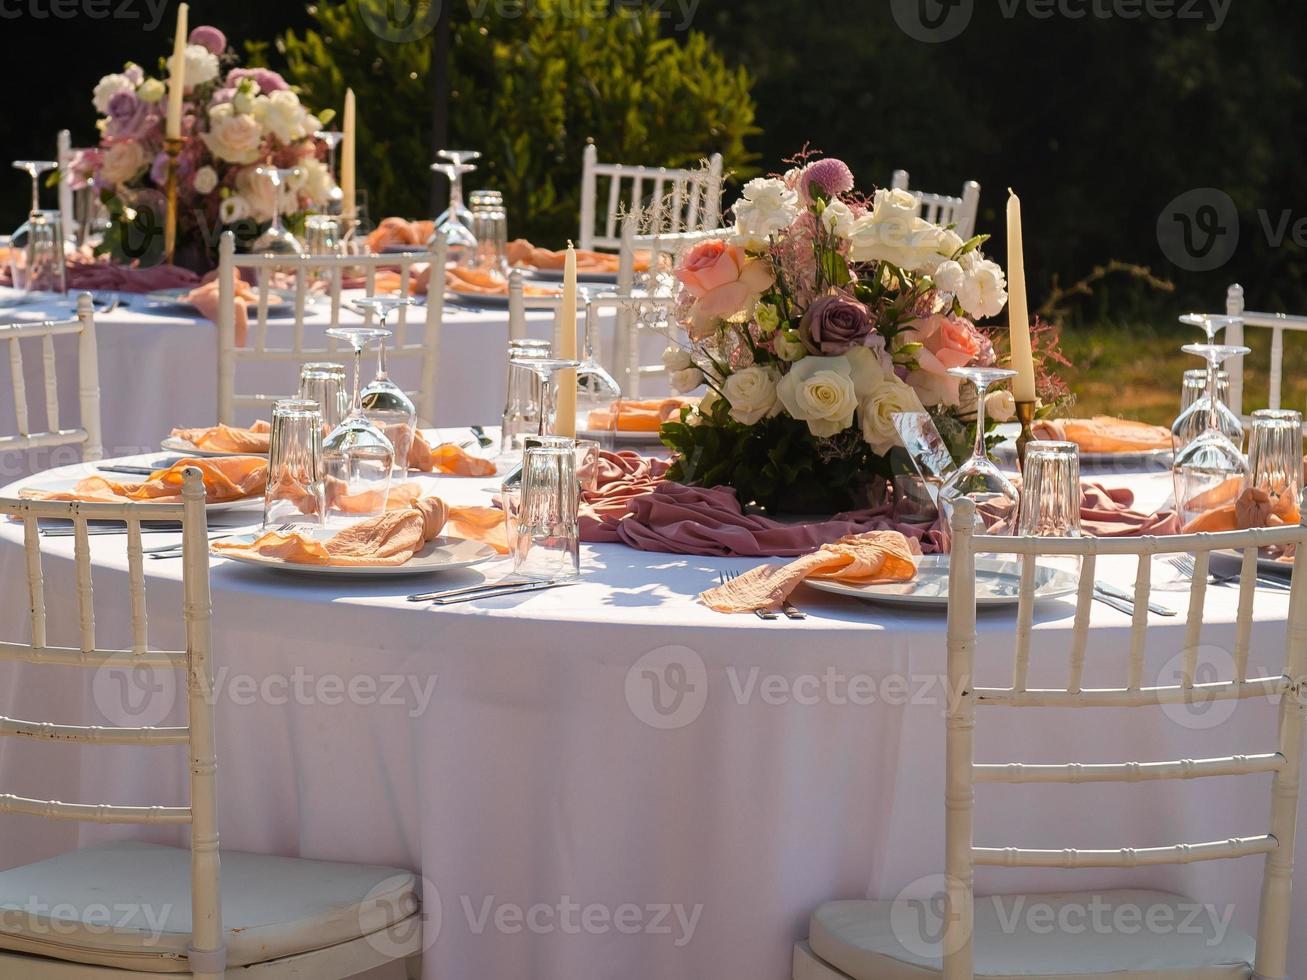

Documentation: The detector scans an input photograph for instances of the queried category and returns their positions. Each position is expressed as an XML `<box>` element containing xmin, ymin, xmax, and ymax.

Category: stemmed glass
<box><xmin>352</xmin><ymin>296</ymin><xmax>419</xmax><ymax>478</ymax></box>
<box><xmin>9</xmin><ymin>160</ymin><xmax>56</xmax><ymax>248</ymax></box>
<box><xmin>314</xmin><ymin>131</ymin><xmax>345</xmax><ymax>214</ymax></box>
<box><xmin>1172</xmin><ymin>343</ymin><xmax>1252</xmax><ymax>530</ymax></box>
<box><xmin>251</xmin><ymin>166</ymin><xmax>305</xmax><ymax>255</ymax></box>
<box><xmin>509</xmin><ymin>357</ymin><xmax>584</xmax><ymax>439</ymax></box>
<box><xmin>322</xmin><ymin>326</ymin><xmax>395</xmax><ymax>525</ymax></box>
<box><xmin>937</xmin><ymin>367</ymin><xmax>1021</xmax><ymax>534</ymax></box>
<box><xmin>1179</xmin><ymin>313</ymin><xmax>1241</xmax><ymax>343</ymax></box>
<box><xmin>575</xmin><ymin>297</ymin><xmax>623</xmax><ymax>448</ymax></box>
<box><xmin>428</xmin><ymin>151</ymin><xmax>479</xmax><ymax>263</ymax></box>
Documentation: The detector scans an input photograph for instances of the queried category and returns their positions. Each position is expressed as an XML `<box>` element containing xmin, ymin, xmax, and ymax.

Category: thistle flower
<box><xmin>801</xmin><ymin>158</ymin><xmax>855</xmax><ymax>200</ymax></box>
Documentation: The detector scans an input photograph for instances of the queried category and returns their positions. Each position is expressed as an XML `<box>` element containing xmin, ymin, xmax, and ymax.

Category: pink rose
<box><xmin>902</xmin><ymin>313</ymin><xmax>985</xmax><ymax>406</ymax></box>
<box><xmin>675</xmin><ymin>240</ymin><xmax>773</xmax><ymax>339</ymax></box>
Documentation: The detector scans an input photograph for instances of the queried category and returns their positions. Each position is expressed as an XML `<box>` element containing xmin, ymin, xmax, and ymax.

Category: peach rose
<box><xmin>902</xmin><ymin>313</ymin><xmax>985</xmax><ymax>406</ymax></box>
<box><xmin>675</xmin><ymin>240</ymin><xmax>773</xmax><ymax>339</ymax></box>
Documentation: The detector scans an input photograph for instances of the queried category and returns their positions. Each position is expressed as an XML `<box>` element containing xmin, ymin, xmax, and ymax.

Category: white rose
<box><xmin>848</xmin><ymin>189</ymin><xmax>944</xmax><ymax>272</ymax></box>
<box><xmin>859</xmin><ymin>376</ymin><xmax>926</xmax><ymax>455</ymax></box>
<box><xmin>670</xmin><ymin>367</ymin><xmax>705</xmax><ymax>393</ymax></box>
<box><xmin>235</xmin><ymin>165</ymin><xmax>294</xmax><ymax>223</ymax></box>
<box><xmin>985</xmin><ymin>388</ymin><xmax>1017</xmax><ymax>423</ymax></box>
<box><xmin>253</xmin><ymin>90</ymin><xmax>312</xmax><ymax>144</ymax></box>
<box><xmin>662</xmin><ymin>346</ymin><xmax>693</xmax><ymax>373</ymax></box>
<box><xmin>776</xmin><ymin>355</ymin><xmax>858</xmax><ymax>438</ymax></box>
<box><xmin>845</xmin><ymin>343</ymin><xmax>888</xmax><ymax>400</ymax></box>
<box><xmin>755</xmin><ymin>302</ymin><xmax>781</xmax><ymax>334</ymax></box>
<box><xmin>732</xmin><ymin>176</ymin><xmax>800</xmax><ymax>248</ymax></box>
<box><xmin>167</xmin><ymin>44</ymin><xmax>220</xmax><ymax>89</ymax></box>
<box><xmin>218</xmin><ymin>194</ymin><xmax>251</xmax><ymax>224</ymax></box>
<box><xmin>722</xmin><ymin>365</ymin><xmax>780</xmax><ymax>425</ymax></box>
<box><xmin>821</xmin><ymin>199</ymin><xmax>855</xmax><ymax>240</ymax></box>
<box><xmin>192</xmin><ymin>165</ymin><xmax>218</xmax><ymax>195</ymax></box>
<box><xmin>202</xmin><ymin>103</ymin><xmax>263</xmax><ymax>164</ymax></box>
<box><xmin>957</xmin><ymin>258</ymin><xmax>1009</xmax><ymax>320</ymax></box>
<box><xmin>98</xmin><ymin>140</ymin><xmax>147</xmax><ymax>186</ymax></box>
<box><xmin>93</xmin><ymin>73</ymin><xmax>135</xmax><ymax>113</ymax></box>
<box><xmin>934</xmin><ymin>259</ymin><xmax>965</xmax><ymax>296</ymax></box>
<box><xmin>936</xmin><ymin>228</ymin><xmax>965</xmax><ymax>259</ymax></box>
<box><xmin>136</xmin><ymin>78</ymin><xmax>166</xmax><ymax>103</ymax></box>
<box><xmin>297</xmin><ymin>159</ymin><xmax>335</xmax><ymax>207</ymax></box>
<box><xmin>774</xmin><ymin>329</ymin><xmax>806</xmax><ymax>362</ymax></box>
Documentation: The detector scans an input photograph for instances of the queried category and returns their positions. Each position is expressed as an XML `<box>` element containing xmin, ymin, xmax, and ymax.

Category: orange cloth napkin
<box><xmin>21</xmin><ymin>457</ymin><xmax>267</xmax><ymax>505</ymax></box>
<box><xmin>698</xmin><ymin>531</ymin><xmax>920</xmax><ymax>613</ymax></box>
<box><xmin>406</xmin><ymin>430</ymin><xmax>497</xmax><ymax>476</ymax></box>
<box><xmin>366</xmin><ymin>217</ymin><xmax>436</xmax><ymax>254</ymax></box>
<box><xmin>586</xmin><ymin>397</ymin><xmax>697</xmax><ymax>433</ymax></box>
<box><xmin>1182</xmin><ymin>485</ymin><xmax>1301</xmax><ymax>533</ymax></box>
<box><xmin>506</xmin><ymin>239</ymin><xmax>653</xmax><ymax>274</ymax></box>
<box><xmin>171</xmin><ymin>421</ymin><xmax>271</xmax><ymax>454</ymax></box>
<box><xmin>1032</xmin><ymin>416</ymin><xmax>1172</xmax><ymax>453</ymax></box>
<box><xmin>182</xmin><ymin>269</ymin><xmax>255</xmax><ymax>347</ymax></box>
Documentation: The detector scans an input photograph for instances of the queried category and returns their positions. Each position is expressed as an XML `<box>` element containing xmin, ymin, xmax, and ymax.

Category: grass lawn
<box><xmin>1056</xmin><ymin>322</ymin><xmax>1307</xmax><ymax>426</ymax></box>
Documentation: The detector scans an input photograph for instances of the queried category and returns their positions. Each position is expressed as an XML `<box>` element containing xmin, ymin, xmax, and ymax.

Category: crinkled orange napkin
<box><xmin>505</xmin><ymin>239</ymin><xmax>653</xmax><ymax>274</ymax></box>
<box><xmin>1182</xmin><ymin>485</ymin><xmax>1302</xmax><ymax>533</ymax></box>
<box><xmin>20</xmin><ymin>457</ymin><xmax>267</xmax><ymax>505</ymax></box>
<box><xmin>366</xmin><ymin>217</ymin><xmax>436</xmax><ymax>254</ymax></box>
<box><xmin>407</xmin><ymin>430</ymin><xmax>497</xmax><ymax>476</ymax></box>
<box><xmin>586</xmin><ymin>397</ymin><xmax>697</xmax><ymax>433</ymax></box>
<box><xmin>171</xmin><ymin>421</ymin><xmax>271</xmax><ymax>454</ymax></box>
<box><xmin>1032</xmin><ymin>416</ymin><xmax>1172</xmax><ymax>453</ymax></box>
<box><xmin>183</xmin><ymin>269</ymin><xmax>255</xmax><ymax>346</ymax></box>
<box><xmin>698</xmin><ymin>531</ymin><xmax>920</xmax><ymax>613</ymax></box>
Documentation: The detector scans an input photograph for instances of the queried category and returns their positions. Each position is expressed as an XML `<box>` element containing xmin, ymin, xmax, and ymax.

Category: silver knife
<box><xmin>1094</xmin><ymin>581</ymin><xmax>1177</xmax><ymax>616</ymax></box>
<box><xmin>1091</xmin><ymin>590</ymin><xmax>1136</xmax><ymax>616</ymax></box>
<box><xmin>407</xmin><ymin>579</ymin><xmax>534</xmax><ymax>602</ymax></box>
<box><xmin>431</xmin><ymin>580</ymin><xmax>577</xmax><ymax>604</ymax></box>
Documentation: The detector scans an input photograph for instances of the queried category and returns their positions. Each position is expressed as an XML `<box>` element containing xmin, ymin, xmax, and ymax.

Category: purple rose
<box><xmin>226</xmin><ymin>67</ymin><xmax>289</xmax><ymax>94</ymax></box>
<box><xmin>105</xmin><ymin>90</ymin><xmax>155</xmax><ymax>141</ymax></box>
<box><xmin>799</xmin><ymin>294</ymin><xmax>874</xmax><ymax>355</ymax></box>
<box><xmin>188</xmin><ymin>25</ymin><xmax>227</xmax><ymax>55</ymax></box>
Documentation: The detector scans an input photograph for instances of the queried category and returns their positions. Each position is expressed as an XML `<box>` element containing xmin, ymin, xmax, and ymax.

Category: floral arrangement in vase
<box><xmin>659</xmin><ymin>154</ymin><xmax>1056</xmax><ymax>514</ymax></box>
<box><xmin>79</xmin><ymin>25</ymin><xmax>336</xmax><ymax>271</ymax></box>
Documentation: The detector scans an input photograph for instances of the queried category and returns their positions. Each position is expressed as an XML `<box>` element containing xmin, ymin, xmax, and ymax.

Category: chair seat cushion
<box><xmin>0</xmin><ymin>840</ymin><xmax>418</xmax><ymax>973</ymax></box>
<box><xmin>809</xmin><ymin>888</ymin><xmax>1254</xmax><ymax>979</ymax></box>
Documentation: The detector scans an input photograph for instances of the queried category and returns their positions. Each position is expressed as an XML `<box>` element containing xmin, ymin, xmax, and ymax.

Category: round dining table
<box><xmin>0</xmin><ymin>441</ymin><xmax>1302</xmax><ymax>979</ymax></box>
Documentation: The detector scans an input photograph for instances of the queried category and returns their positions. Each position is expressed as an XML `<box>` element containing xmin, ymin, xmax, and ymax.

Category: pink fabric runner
<box><xmin>0</xmin><ymin>257</ymin><xmax>198</xmax><ymax>293</ymax></box>
<box><xmin>579</xmin><ymin>454</ymin><xmax>1182</xmax><ymax>558</ymax></box>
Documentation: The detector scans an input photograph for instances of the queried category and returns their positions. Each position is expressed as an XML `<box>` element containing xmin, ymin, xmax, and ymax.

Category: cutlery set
<box><xmin>717</xmin><ymin>569</ymin><xmax>806</xmax><ymax>621</ymax></box>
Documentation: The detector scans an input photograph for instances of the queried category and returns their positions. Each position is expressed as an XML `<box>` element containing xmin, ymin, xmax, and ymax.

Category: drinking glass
<box><xmin>1180</xmin><ymin>368</ymin><xmax>1230</xmax><ymax>413</ymax></box>
<box><xmin>321</xmin><ymin>326</ymin><xmax>395</xmax><ymax>525</ymax></box>
<box><xmin>574</xmin><ymin>298</ymin><xmax>623</xmax><ymax>449</ymax></box>
<box><xmin>1173</xmin><ymin>360</ymin><xmax>1241</xmax><ymax>453</ymax></box>
<box><xmin>313</xmin><ymin>130</ymin><xmax>345</xmax><ymax>214</ymax></box>
<box><xmin>535</xmin><ymin>435</ymin><xmax>602</xmax><ymax>492</ymax></box>
<box><xmin>1016</xmin><ymin>440</ymin><xmax>1084</xmax><ymax>577</ymax></box>
<box><xmin>303</xmin><ymin>214</ymin><xmax>342</xmax><ymax>255</ymax></box>
<box><xmin>1173</xmin><ymin>343</ymin><xmax>1252</xmax><ymax>530</ymax></box>
<box><xmin>937</xmin><ymin>367</ymin><xmax>1021</xmax><ymax>534</ymax></box>
<box><xmin>10</xmin><ymin>210</ymin><xmax>65</xmax><ymax>294</ymax></box>
<box><xmin>263</xmin><ymin>399</ymin><xmax>326</xmax><ymax>529</ymax></box>
<box><xmin>298</xmin><ymin>362</ymin><xmax>348</xmax><ymax>429</ymax></box>
<box><xmin>509</xmin><ymin>356</ymin><xmax>584</xmax><ymax>439</ymax></box>
<box><xmin>9</xmin><ymin>160</ymin><xmax>56</xmax><ymax>250</ymax></box>
<box><xmin>514</xmin><ymin>443</ymin><xmax>581</xmax><ymax>582</ymax></box>
<box><xmin>469</xmin><ymin>207</ymin><xmax>509</xmax><ymax>274</ymax></box>
<box><xmin>250</xmin><ymin>167</ymin><xmax>305</xmax><ymax>255</ymax></box>
<box><xmin>502</xmin><ymin>339</ymin><xmax>552</xmax><ymax>456</ymax></box>
<box><xmin>1246</xmin><ymin>409</ymin><xmax>1303</xmax><ymax>524</ymax></box>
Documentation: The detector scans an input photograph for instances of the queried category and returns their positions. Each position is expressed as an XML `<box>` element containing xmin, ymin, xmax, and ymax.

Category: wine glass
<box><xmin>509</xmin><ymin>357</ymin><xmax>584</xmax><ymax>439</ymax></box>
<box><xmin>9</xmin><ymin>160</ymin><xmax>56</xmax><ymax>249</ymax></box>
<box><xmin>937</xmin><ymin>367</ymin><xmax>1021</xmax><ymax>534</ymax></box>
<box><xmin>434</xmin><ymin>150</ymin><xmax>480</xmax><ymax>224</ymax></box>
<box><xmin>1179</xmin><ymin>313</ymin><xmax>1241</xmax><ymax>343</ymax></box>
<box><xmin>1172</xmin><ymin>365</ymin><xmax>1241</xmax><ymax>452</ymax></box>
<box><xmin>575</xmin><ymin>296</ymin><xmax>623</xmax><ymax>448</ymax></box>
<box><xmin>428</xmin><ymin>152</ymin><xmax>479</xmax><ymax>264</ymax></box>
<box><xmin>352</xmin><ymin>296</ymin><xmax>419</xmax><ymax>478</ymax></box>
<box><xmin>1173</xmin><ymin>343</ymin><xmax>1252</xmax><ymax>530</ymax></box>
<box><xmin>322</xmin><ymin>326</ymin><xmax>395</xmax><ymax>525</ymax></box>
<box><xmin>251</xmin><ymin>166</ymin><xmax>305</xmax><ymax>255</ymax></box>
<box><xmin>314</xmin><ymin>130</ymin><xmax>345</xmax><ymax>215</ymax></box>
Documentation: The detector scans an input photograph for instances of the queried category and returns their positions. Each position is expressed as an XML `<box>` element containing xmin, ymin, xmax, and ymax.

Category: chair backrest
<box><xmin>0</xmin><ymin>468</ymin><xmax>226</xmax><ymax>976</ymax></box>
<box><xmin>942</xmin><ymin>497</ymin><xmax>1307</xmax><ymax>980</ymax></box>
<box><xmin>0</xmin><ymin>292</ymin><xmax>102</xmax><ymax>463</ymax></box>
<box><xmin>1221</xmin><ymin>283</ymin><xmax>1307</xmax><ymax>420</ymax></box>
<box><xmin>57</xmin><ymin>129</ymin><xmax>76</xmax><ymax>241</ymax></box>
<box><xmin>216</xmin><ymin>231</ymin><xmax>447</xmax><ymax>426</ymax></box>
<box><xmin>891</xmin><ymin>170</ymin><xmax>981</xmax><ymax>240</ymax></box>
<box><xmin>578</xmin><ymin>144</ymin><xmax>724</xmax><ymax>252</ymax></box>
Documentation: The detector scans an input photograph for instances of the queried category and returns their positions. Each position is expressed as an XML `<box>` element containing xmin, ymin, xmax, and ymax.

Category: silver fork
<box><xmin>719</xmin><ymin>569</ymin><xmax>780</xmax><ymax>621</ymax></box>
<box><xmin>147</xmin><ymin>523</ymin><xmax>293</xmax><ymax>559</ymax></box>
<box><xmin>1168</xmin><ymin>554</ymin><xmax>1291</xmax><ymax>593</ymax></box>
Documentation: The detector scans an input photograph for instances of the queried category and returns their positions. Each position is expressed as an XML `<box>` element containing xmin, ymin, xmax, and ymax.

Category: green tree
<box><xmin>270</xmin><ymin>0</ymin><xmax>757</xmax><ymax>243</ymax></box>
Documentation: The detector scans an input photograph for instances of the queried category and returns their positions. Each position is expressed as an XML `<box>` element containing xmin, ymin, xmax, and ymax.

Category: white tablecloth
<box><xmin>0</xmin><ymin>290</ymin><xmax>658</xmax><ymax>482</ymax></box>
<box><xmin>0</xmin><ymin>453</ymin><xmax>1302</xmax><ymax>978</ymax></box>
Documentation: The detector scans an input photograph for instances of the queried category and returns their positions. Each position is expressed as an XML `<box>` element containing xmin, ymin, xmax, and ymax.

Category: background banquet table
<box><xmin>0</xmin><ymin>288</ymin><xmax>657</xmax><ymax>482</ymax></box>
<box><xmin>0</xmin><ymin>446</ymin><xmax>1303</xmax><ymax>979</ymax></box>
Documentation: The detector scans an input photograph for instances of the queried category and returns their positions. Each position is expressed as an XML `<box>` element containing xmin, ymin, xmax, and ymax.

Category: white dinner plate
<box><xmin>994</xmin><ymin>443</ymin><xmax>1172</xmax><ymax>466</ymax></box>
<box><xmin>16</xmin><ymin>473</ymin><xmax>261</xmax><ymax>514</ymax></box>
<box><xmin>577</xmin><ymin>428</ymin><xmax>666</xmax><ymax>445</ymax></box>
<box><xmin>213</xmin><ymin>530</ymin><xmax>497</xmax><ymax>577</ymax></box>
<box><xmin>143</xmin><ymin>287</ymin><xmax>298</xmax><ymax>317</ymax></box>
<box><xmin>805</xmin><ymin>554</ymin><xmax>1078</xmax><ymax>609</ymax></box>
<box><xmin>1211</xmin><ymin>549</ymin><xmax>1295</xmax><ymax>580</ymax></box>
<box><xmin>446</xmin><ymin>290</ymin><xmax>560</xmax><ymax>310</ymax></box>
<box><xmin>524</xmin><ymin>267</ymin><xmax>620</xmax><ymax>285</ymax></box>
<box><xmin>160</xmin><ymin>436</ymin><xmax>268</xmax><ymax>459</ymax></box>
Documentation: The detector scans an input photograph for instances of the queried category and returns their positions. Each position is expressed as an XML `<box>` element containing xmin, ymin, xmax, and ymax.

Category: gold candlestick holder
<box><xmin>1015</xmin><ymin>399</ymin><xmax>1037</xmax><ymax>471</ymax></box>
<box><xmin>162</xmin><ymin>136</ymin><xmax>184</xmax><ymax>265</ymax></box>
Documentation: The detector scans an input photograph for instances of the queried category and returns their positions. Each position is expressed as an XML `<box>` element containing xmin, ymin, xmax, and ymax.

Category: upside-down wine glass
<box><xmin>353</xmin><ymin>295</ymin><xmax>420</xmax><ymax>479</ymax></box>
<box><xmin>251</xmin><ymin>166</ymin><xmax>305</xmax><ymax>255</ymax></box>
<box><xmin>937</xmin><ymin>366</ymin><xmax>1021</xmax><ymax>534</ymax></box>
<box><xmin>574</xmin><ymin>296</ymin><xmax>623</xmax><ymax>448</ymax></box>
<box><xmin>509</xmin><ymin>356</ymin><xmax>584</xmax><ymax>439</ymax></box>
<box><xmin>314</xmin><ymin>130</ymin><xmax>345</xmax><ymax>215</ymax></box>
<box><xmin>1173</xmin><ymin>314</ymin><xmax>1244</xmax><ymax>452</ymax></box>
<box><xmin>428</xmin><ymin>151</ymin><xmax>479</xmax><ymax>264</ymax></box>
<box><xmin>322</xmin><ymin>326</ymin><xmax>395</xmax><ymax>525</ymax></box>
<box><xmin>9</xmin><ymin>160</ymin><xmax>56</xmax><ymax>249</ymax></box>
<box><xmin>1172</xmin><ymin>343</ymin><xmax>1252</xmax><ymax>530</ymax></box>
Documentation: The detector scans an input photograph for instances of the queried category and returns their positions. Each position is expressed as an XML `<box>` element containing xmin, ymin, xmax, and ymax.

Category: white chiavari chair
<box><xmin>217</xmin><ymin>231</ymin><xmax>447</xmax><ymax>426</ymax></box>
<box><xmin>890</xmin><ymin>170</ymin><xmax>981</xmax><ymax>240</ymax></box>
<box><xmin>0</xmin><ymin>467</ymin><xmax>424</xmax><ymax>978</ymax></box>
<box><xmin>578</xmin><ymin>143</ymin><xmax>724</xmax><ymax>252</ymax></box>
<box><xmin>1220</xmin><ymin>283</ymin><xmax>1307</xmax><ymax>421</ymax></box>
<box><xmin>1</xmin><ymin>292</ymin><xmax>102</xmax><ymax>463</ymax></box>
<box><xmin>796</xmin><ymin>496</ymin><xmax>1307</xmax><ymax>980</ymax></box>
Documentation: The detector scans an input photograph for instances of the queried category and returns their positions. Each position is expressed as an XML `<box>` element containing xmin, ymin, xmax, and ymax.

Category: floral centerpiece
<box><xmin>80</xmin><ymin>26</ymin><xmax>336</xmax><ymax>271</ymax></box>
<box><xmin>660</xmin><ymin>154</ymin><xmax>1037</xmax><ymax>514</ymax></box>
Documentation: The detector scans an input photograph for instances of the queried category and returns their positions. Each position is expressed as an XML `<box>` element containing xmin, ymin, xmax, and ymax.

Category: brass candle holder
<box><xmin>1015</xmin><ymin>399</ymin><xmax>1037</xmax><ymax>471</ymax></box>
<box><xmin>162</xmin><ymin>136</ymin><xmax>184</xmax><ymax>265</ymax></box>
